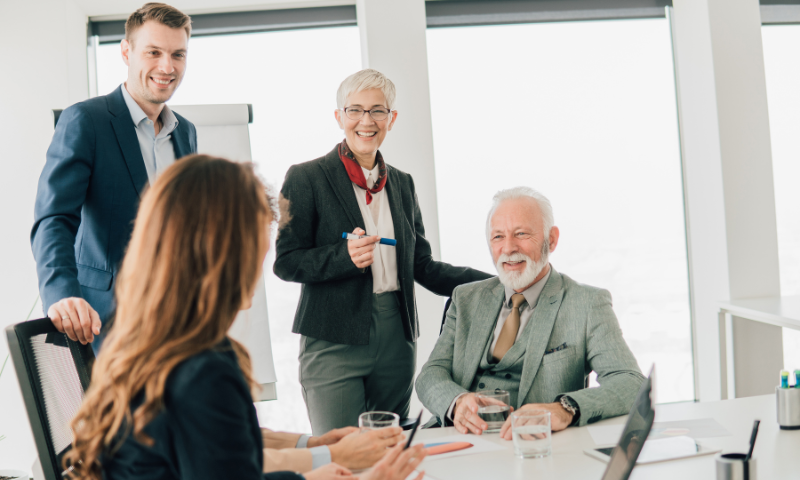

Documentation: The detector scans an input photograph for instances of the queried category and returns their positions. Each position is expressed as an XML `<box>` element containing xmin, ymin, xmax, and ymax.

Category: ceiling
<box><xmin>78</xmin><ymin>0</ymin><xmax>354</xmax><ymax>20</ymax></box>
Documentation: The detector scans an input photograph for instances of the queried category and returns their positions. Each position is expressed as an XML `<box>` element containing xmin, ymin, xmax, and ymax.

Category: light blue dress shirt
<box><xmin>295</xmin><ymin>434</ymin><xmax>332</xmax><ymax>468</ymax></box>
<box><xmin>120</xmin><ymin>83</ymin><xmax>179</xmax><ymax>183</ymax></box>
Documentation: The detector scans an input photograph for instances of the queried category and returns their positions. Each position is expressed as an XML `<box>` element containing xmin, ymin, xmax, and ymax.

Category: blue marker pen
<box><xmin>781</xmin><ymin>370</ymin><xmax>789</xmax><ymax>389</ymax></box>
<box><xmin>795</xmin><ymin>370</ymin><xmax>800</xmax><ymax>388</ymax></box>
<box><xmin>342</xmin><ymin>232</ymin><xmax>397</xmax><ymax>246</ymax></box>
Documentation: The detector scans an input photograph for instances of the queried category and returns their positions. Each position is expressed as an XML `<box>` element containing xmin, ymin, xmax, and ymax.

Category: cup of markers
<box><xmin>776</xmin><ymin>369</ymin><xmax>800</xmax><ymax>430</ymax></box>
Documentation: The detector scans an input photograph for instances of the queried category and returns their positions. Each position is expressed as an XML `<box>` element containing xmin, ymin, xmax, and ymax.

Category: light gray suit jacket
<box><xmin>416</xmin><ymin>267</ymin><xmax>645</xmax><ymax>427</ymax></box>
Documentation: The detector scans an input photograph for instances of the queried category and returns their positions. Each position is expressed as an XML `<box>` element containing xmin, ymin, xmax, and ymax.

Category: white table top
<box><xmin>411</xmin><ymin>394</ymin><xmax>794</xmax><ymax>480</ymax></box>
<box><xmin>718</xmin><ymin>295</ymin><xmax>800</xmax><ymax>330</ymax></box>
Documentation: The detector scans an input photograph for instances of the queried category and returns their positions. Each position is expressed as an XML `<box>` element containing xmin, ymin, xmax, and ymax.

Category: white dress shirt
<box><xmin>447</xmin><ymin>267</ymin><xmax>552</xmax><ymax>421</ymax></box>
<box><xmin>121</xmin><ymin>83</ymin><xmax>179</xmax><ymax>183</ymax></box>
<box><xmin>351</xmin><ymin>163</ymin><xmax>400</xmax><ymax>294</ymax></box>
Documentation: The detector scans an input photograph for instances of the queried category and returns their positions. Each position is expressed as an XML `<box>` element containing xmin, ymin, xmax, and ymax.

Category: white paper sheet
<box><xmin>405</xmin><ymin>472</ymin><xmax>437</xmax><ymax>480</ymax></box>
<box><xmin>588</xmin><ymin>418</ymin><xmax>731</xmax><ymax>446</ymax></box>
<box><xmin>411</xmin><ymin>434</ymin><xmax>507</xmax><ymax>462</ymax></box>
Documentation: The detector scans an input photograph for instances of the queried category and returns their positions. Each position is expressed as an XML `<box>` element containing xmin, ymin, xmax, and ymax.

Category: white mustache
<box><xmin>498</xmin><ymin>253</ymin><xmax>531</xmax><ymax>264</ymax></box>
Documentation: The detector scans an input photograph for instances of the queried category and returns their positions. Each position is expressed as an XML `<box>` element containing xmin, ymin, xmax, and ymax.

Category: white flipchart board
<box><xmin>171</xmin><ymin>104</ymin><xmax>277</xmax><ymax>401</ymax></box>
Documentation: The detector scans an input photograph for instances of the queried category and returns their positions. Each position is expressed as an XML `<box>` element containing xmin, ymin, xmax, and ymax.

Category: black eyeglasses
<box><xmin>343</xmin><ymin>107</ymin><xmax>392</xmax><ymax>121</ymax></box>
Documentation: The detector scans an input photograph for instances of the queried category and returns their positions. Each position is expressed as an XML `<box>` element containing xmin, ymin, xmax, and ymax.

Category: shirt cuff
<box><xmin>295</xmin><ymin>434</ymin><xmax>311</xmax><ymax>449</ymax></box>
<box><xmin>309</xmin><ymin>446</ymin><xmax>332</xmax><ymax>469</ymax></box>
<box><xmin>447</xmin><ymin>392</ymin><xmax>470</xmax><ymax>422</ymax></box>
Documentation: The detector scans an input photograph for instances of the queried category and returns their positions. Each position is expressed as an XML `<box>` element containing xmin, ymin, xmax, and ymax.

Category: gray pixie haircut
<box><xmin>485</xmin><ymin>186</ymin><xmax>555</xmax><ymax>243</ymax></box>
<box><xmin>336</xmin><ymin>69</ymin><xmax>397</xmax><ymax>110</ymax></box>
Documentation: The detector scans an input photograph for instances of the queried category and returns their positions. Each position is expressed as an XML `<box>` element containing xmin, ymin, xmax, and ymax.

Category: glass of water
<box><xmin>512</xmin><ymin>410</ymin><xmax>552</xmax><ymax>458</ymax></box>
<box><xmin>476</xmin><ymin>389</ymin><xmax>511</xmax><ymax>433</ymax></box>
<box><xmin>358</xmin><ymin>411</ymin><xmax>400</xmax><ymax>430</ymax></box>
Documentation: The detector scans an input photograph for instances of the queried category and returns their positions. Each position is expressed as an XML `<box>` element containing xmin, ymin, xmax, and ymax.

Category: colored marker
<box><xmin>342</xmin><ymin>232</ymin><xmax>397</xmax><ymax>246</ymax></box>
<box><xmin>781</xmin><ymin>370</ymin><xmax>789</xmax><ymax>388</ymax></box>
<box><xmin>795</xmin><ymin>370</ymin><xmax>800</xmax><ymax>388</ymax></box>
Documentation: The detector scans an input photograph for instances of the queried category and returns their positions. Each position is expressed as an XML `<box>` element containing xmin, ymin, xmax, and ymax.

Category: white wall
<box><xmin>672</xmin><ymin>0</ymin><xmax>783</xmax><ymax>401</ymax></box>
<box><xmin>0</xmin><ymin>0</ymin><xmax>89</xmax><ymax>471</ymax></box>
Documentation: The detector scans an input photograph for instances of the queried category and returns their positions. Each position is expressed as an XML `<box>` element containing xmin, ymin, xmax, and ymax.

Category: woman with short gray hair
<box><xmin>275</xmin><ymin>69</ymin><xmax>492</xmax><ymax>434</ymax></box>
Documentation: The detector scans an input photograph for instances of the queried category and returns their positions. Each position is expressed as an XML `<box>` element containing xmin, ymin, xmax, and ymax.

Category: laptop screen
<box><xmin>600</xmin><ymin>366</ymin><xmax>655</xmax><ymax>480</ymax></box>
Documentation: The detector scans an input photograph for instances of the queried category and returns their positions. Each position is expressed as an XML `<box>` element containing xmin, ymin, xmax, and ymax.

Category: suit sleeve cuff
<box><xmin>447</xmin><ymin>392</ymin><xmax>469</xmax><ymax>422</ymax></box>
<box><xmin>309</xmin><ymin>446</ymin><xmax>331</xmax><ymax>469</ymax></box>
<box><xmin>295</xmin><ymin>434</ymin><xmax>311</xmax><ymax>449</ymax></box>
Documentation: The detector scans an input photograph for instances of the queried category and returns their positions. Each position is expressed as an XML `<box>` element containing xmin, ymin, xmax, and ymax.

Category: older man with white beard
<box><xmin>415</xmin><ymin>187</ymin><xmax>644</xmax><ymax>436</ymax></box>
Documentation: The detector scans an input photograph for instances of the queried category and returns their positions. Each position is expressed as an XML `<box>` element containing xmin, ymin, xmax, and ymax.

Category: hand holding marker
<box><xmin>342</xmin><ymin>232</ymin><xmax>397</xmax><ymax>246</ymax></box>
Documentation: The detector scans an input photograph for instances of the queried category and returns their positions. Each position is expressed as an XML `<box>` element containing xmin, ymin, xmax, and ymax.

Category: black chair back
<box><xmin>440</xmin><ymin>298</ymin><xmax>452</xmax><ymax>335</ymax></box>
<box><xmin>5</xmin><ymin>318</ymin><xmax>95</xmax><ymax>480</ymax></box>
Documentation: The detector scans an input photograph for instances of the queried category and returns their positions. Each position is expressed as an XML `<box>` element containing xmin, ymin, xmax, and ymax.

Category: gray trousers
<box><xmin>299</xmin><ymin>292</ymin><xmax>416</xmax><ymax>435</ymax></box>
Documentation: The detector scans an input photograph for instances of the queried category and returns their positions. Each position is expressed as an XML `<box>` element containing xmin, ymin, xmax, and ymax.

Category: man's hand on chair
<box><xmin>48</xmin><ymin>297</ymin><xmax>101</xmax><ymax>344</ymax></box>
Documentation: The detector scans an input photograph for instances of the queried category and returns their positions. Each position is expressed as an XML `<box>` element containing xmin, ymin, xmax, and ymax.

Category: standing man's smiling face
<box><xmin>121</xmin><ymin>20</ymin><xmax>188</xmax><ymax>109</ymax></box>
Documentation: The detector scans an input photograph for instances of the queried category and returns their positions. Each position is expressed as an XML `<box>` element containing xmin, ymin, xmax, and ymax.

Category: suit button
<box><xmin>505</xmin><ymin>373</ymin><xmax>512</xmax><ymax>379</ymax></box>
<box><xmin>488</xmin><ymin>371</ymin><xmax>496</xmax><ymax>376</ymax></box>
<box><xmin>479</xmin><ymin>383</ymin><xmax>485</xmax><ymax>389</ymax></box>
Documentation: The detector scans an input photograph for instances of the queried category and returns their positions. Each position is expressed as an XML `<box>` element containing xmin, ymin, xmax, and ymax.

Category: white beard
<box><xmin>495</xmin><ymin>251</ymin><xmax>549</xmax><ymax>291</ymax></box>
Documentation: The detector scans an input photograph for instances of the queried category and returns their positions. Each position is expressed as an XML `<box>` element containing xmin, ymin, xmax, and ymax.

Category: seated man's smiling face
<box><xmin>489</xmin><ymin>197</ymin><xmax>558</xmax><ymax>291</ymax></box>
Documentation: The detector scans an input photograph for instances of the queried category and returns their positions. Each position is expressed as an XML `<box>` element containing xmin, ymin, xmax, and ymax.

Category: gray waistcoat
<box><xmin>468</xmin><ymin>318</ymin><xmax>536</xmax><ymax>408</ymax></box>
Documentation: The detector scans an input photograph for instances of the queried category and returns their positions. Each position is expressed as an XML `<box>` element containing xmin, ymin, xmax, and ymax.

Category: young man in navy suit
<box><xmin>31</xmin><ymin>3</ymin><xmax>197</xmax><ymax>350</ymax></box>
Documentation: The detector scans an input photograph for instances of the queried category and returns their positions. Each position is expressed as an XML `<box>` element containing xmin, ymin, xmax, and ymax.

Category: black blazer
<box><xmin>101</xmin><ymin>340</ymin><xmax>302</xmax><ymax>480</ymax></box>
<box><xmin>274</xmin><ymin>145</ymin><xmax>492</xmax><ymax>345</ymax></box>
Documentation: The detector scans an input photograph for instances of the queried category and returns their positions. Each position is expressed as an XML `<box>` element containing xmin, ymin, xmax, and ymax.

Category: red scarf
<box><xmin>338</xmin><ymin>139</ymin><xmax>387</xmax><ymax>205</ymax></box>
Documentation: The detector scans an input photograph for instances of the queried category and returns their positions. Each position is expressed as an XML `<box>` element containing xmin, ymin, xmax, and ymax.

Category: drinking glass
<box><xmin>512</xmin><ymin>410</ymin><xmax>552</xmax><ymax>458</ymax></box>
<box><xmin>359</xmin><ymin>411</ymin><xmax>400</xmax><ymax>430</ymax></box>
<box><xmin>475</xmin><ymin>389</ymin><xmax>511</xmax><ymax>433</ymax></box>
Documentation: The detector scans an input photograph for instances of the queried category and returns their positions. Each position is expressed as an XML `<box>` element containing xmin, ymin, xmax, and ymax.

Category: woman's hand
<box><xmin>302</xmin><ymin>463</ymin><xmax>353</xmax><ymax>480</ymax></box>
<box><xmin>328</xmin><ymin>427</ymin><xmax>404</xmax><ymax>470</ymax></box>
<box><xmin>308</xmin><ymin>427</ymin><xmax>359</xmax><ymax>447</ymax></box>
<box><xmin>358</xmin><ymin>444</ymin><xmax>427</xmax><ymax>480</ymax></box>
<box><xmin>348</xmin><ymin>228</ymin><xmax>379</xmax><ymax>269</ymax></box>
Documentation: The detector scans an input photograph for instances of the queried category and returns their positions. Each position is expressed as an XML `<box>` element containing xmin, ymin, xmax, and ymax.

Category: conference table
<box><xmin>410</xmin><ymin>394</ymin><xmax>796</xmax><ymax>480</ymax></box>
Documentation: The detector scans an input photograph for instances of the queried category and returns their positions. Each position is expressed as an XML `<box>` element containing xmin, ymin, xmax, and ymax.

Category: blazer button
<box><xmin>479</xmin><ymin>383</ymin><xmax>485</xmax><ymax>389</ymax></box>
<box><xmin>505</xmin><ymin>373</ymin><xmax>512</xmax><ymax>379</ymax></box>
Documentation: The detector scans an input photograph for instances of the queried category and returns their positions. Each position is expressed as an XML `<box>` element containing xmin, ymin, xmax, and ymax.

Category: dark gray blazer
<box><xmin>274</xmin><ymin>145</ymin><xmax>492</xmax><ymax>345</ymax></box>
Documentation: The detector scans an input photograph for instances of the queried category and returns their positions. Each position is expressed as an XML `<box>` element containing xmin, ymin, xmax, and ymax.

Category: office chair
<box><xmin>6</xmin><ymin>318</ymin><xmax>95</xmax><ymax>480</ymax></box>
<box><xmin>440</xmin><ymin>298</ymin><xmax>452</xmax><ymax>335</ymax></box>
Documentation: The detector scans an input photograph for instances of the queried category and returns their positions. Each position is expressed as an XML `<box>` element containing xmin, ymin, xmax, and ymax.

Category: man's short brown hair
<box><xmin>125</xmin><ymin>3</ymin><xmax>192</xmax><ymax>44</ymax></box>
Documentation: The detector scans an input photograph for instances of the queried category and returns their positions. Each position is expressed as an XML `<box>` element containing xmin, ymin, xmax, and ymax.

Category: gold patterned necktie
<box><xmin>492</xmin><ymin>293</ymin><xmax>526</xmax><ymax>363</ymax></box>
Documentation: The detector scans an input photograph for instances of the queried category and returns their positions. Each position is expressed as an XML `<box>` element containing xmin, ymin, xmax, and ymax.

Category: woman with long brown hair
<box><xmin>64</xmin><ymin>155</ymin><xmax>426</xmax><ymax>480</ymax></box>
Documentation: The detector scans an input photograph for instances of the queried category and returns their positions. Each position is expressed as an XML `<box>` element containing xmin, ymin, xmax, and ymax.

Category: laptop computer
<box><xmin>586</xmin><ymin>366</ymin><xmax>718</xmax><ymax>480</ymax></box>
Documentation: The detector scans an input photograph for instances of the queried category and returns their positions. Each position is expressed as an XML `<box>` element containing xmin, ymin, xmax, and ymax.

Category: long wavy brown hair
<box><xmin>64</xmin><ymin>155</ymin><xmax>274</xmax><ymax>479</ymax></box>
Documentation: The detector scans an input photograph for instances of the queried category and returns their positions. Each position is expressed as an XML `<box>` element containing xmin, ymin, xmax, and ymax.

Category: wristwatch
<box><xmin>559</xmin><ymin>395</ymin><xmax>580</xmax><ymax>425</ymax></box>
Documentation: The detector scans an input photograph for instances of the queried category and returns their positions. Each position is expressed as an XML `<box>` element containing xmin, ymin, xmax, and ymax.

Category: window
<box><xmin>96</xmin><ymin>26</ymin><xmax>362</xmax><ymax>432</ymax></box>
<box><xmin>427</xmin><ymin>18</ymin><xmax>693</xmax><ymax>402</ymax></box>
<box><xmin>761</xmin><ymin>24</ymin><xmax>800</xmax><ymax>372</ymax></box>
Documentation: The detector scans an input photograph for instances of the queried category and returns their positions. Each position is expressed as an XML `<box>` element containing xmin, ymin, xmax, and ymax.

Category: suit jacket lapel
<box><xmin>460</xmin><ymin>280</ymin><xmax>505</xmax><ymax>388</ymax></box>
<box><xmin>319</xmin><ymin>146</ymin><xmax>365</xmax><ymax>229</ymax></box>
<box><xmin>384</xmin><ymin>166</ymin><xmax>406</xmax><ymax>280</ymax></box>
<box><xmin>517</xmin><ymin>268</ymin><xmax>565</xmax><ymax>407</ymax></box>
<box><xmin>171</xmin><ymin>118</ymin><xmax>193</xmax><ymax>159</ymax></box>
<box><xmin>108</xmin><ymin>86</ymin><xmax>148</xmax><ymax>197</ymax></box>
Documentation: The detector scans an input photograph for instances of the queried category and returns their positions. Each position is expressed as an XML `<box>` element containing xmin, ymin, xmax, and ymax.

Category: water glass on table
<box><xmin>475</xmin><ymin>389</ymin><xmax>511</xmax><ymax>433</ymax></box>
<box><xmin>359</xmin><ymin>411</ymin><xmax>400</xmax><ymax>431</ymax></box>
<box><xmin>511</xmin><ymin>410</ymin><xmax>552</xmax><ymax>458</ymax></box>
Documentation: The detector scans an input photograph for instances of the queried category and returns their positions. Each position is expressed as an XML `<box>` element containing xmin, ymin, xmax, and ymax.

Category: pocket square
<box><xmin>544</xmin><ymin>342</ymin><xmax>567</xmax><ymax>355</ymax></box>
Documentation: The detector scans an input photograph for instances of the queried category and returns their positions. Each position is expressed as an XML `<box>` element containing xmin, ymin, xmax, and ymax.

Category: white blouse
<box><xmin>352</xmin><ymin>164</ymin><xmax>400</xmax><ymax>294</ymax></box>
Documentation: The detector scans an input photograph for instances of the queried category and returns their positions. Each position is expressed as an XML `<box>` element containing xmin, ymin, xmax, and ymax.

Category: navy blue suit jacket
<box><xmin>31</xmin><ymin>85</ymin><xmax>197</xmax><ymax>346</ymax></box>
<box><xmin>101</xmin><ymin>340</ymin><xmax>303</xmax><ymax>480</ymax></box>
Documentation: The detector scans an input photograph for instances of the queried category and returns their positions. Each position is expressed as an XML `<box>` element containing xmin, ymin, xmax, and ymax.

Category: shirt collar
<box><xmin>361</xmin><ymin>164</ymin><xmax>380</xmax><ymax>188</ymax></box>
<box><xmin>504</xmin><ymin>266</ymin><xmax>552</xmax><ymax>310</ymax></box>
<box><xmin>121</xmin><ymin>83</ymin><xmax>179</xmax><ymax>135</ymax></box>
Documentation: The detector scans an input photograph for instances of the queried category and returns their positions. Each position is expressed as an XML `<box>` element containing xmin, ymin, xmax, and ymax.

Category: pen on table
<box><xmin>404</xmin><ymin>410</ymin><xmax>424</xmax><ymax>450</ymax></box>
<box><xmin>743</xmin><ymin>419</ymin><xmax>760</xmax><ymax>480</ymax></box>
<box><xmin>781</xmin><ymin>370</ymin><xmax>789</xmax><ymax>389</ymax></box>
<box><xmin>342</xmin><ymin>232</ymin><xmax>397</xmax><ymax>246</ymax></box>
